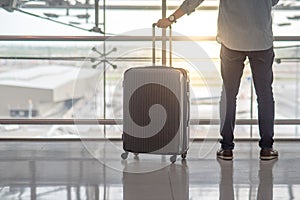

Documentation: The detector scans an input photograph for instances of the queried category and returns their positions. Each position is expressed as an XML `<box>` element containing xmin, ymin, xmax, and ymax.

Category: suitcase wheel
<box><xmin>133</xmin><ymin>153</ymin><xmax>139</xmax><ymax>159</ymax></box>
<box><xmin>170</xmin><ymin>155</ymin><xmax>177</xmax><ymax>163</ymax></box>
<box><xmin>121</xmin><ymin>152</ymin><xmax>129</xmax><ymax>160</ymax></box>
<box><xmin>181</xmin><ymin>152</ymin><xmax>187</xmax><ymax>159</ymax></box>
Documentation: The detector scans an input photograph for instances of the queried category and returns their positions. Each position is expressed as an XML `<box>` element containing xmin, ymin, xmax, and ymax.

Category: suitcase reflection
<box><xmin>122</xmin><ymin>161</ymin><xmax>189</xmax><ymax>200</ymax></box>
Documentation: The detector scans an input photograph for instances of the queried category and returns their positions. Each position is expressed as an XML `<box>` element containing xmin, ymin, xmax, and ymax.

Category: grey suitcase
<box><xmin>121</xmin><ymin>24</ymin><xmax>190</xmax><ymax>163</ymax></box>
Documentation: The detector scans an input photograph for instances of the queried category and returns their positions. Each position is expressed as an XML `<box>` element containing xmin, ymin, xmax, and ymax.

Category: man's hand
<box><xmin>156</xmin><ymin>18</ymin><xmax>172</xmax><ymax>28</ymax></box>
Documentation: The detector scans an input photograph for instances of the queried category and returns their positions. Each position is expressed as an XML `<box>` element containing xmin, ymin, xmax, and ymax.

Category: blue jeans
<box><xmin>219</xmin><ymin>44</ymin><xmax>275</xmax><ymax>150</ymax></box>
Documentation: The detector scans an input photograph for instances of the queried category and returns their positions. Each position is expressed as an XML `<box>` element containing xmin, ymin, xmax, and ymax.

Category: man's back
<box><xmin>217</xmin><ymin>0</ymin><xmax>279</xmax><ymax>51</ymax></box>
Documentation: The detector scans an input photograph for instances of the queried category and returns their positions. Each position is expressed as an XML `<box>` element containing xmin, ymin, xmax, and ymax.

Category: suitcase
<box><xmin>121</xmin><ymin>24</ymin><xmax>190</xmax><ymax>163</ymax></box>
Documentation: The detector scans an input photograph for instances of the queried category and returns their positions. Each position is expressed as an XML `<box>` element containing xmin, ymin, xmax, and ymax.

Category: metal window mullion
<box><xmin>1</xmin><ymin>119</ymin><xmax>300</xmax><ymax>125</ymax></box>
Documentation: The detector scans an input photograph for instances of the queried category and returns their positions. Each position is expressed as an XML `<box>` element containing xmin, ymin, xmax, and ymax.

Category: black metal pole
<box><xmin>95</xmin><ymin>0</ymin><xmax>99</xmax><ymax>29</ymax></box>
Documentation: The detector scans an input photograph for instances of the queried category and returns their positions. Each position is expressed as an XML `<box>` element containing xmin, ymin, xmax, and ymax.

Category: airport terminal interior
<box><xmin>1</xmin><ymin>0</ymin><xmax>300</xmax><ymax>199</ymax></box>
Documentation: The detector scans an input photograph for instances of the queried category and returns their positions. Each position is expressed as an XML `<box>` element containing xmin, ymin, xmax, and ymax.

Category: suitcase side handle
<box><xmin>152</xmin><ymin>23</ymin><xmax>172</xmax><ymax>67</ymax></box>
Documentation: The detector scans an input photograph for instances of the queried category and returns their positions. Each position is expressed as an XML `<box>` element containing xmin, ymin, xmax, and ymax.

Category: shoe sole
<box><xmin>217</xmin><ymin>155</ymin><xmax>233</xmax><ymax>160</ymax></box>
<box><xmin>260</xmin><ymin>156</ymin><xmax>278</xmax><ymax>160</ymax></box>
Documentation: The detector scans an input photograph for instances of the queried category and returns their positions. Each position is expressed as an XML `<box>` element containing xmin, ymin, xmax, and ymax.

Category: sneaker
<box><xmin>260</xmin><ymin>148</ymin><xmax>278</xmax><ymax>160</ymax></box>
<box><xmin>216</xmin><ymin>148</ymin><xmax>233</xmax><ymax>160</ymax></box>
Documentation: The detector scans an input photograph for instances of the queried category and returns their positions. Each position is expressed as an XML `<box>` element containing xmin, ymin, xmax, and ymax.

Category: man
<box><xmin>157</xmin><ymin>0</ymin><xmax>279</xmax><ymax>160</ymax></box>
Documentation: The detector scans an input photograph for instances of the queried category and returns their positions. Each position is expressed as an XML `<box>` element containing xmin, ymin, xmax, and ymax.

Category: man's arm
<box><xmin>156</xmin><ymin>0</ymin><xmax>204</xmax><ymax>28</ymax></box>
<box><xmin>156</xmin><ymin>8</ymin><xmax>185</xmax><ymax>28</ymax></box>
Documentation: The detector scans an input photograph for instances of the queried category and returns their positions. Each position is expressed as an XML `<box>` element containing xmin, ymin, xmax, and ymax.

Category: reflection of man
<box><xmin>157</xmin><ymin>0</ymin><xmax>279</xmax><ymax>160</ymax></box>
<box><xmin>217</xmin><ymin>159</ymin><xmax>234</xmax><ymax>200</ymax></box>
<box><xmin>257</xmin><ymin>159</ymin><xmax>277</xmax><ymax>200</ymax></box>
<box><xmin>217</xmin><ymin>159</ymin><xmax>277</xmax><ymax>200</ymax></box>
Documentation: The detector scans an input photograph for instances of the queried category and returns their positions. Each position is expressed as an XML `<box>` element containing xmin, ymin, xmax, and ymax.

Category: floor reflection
<box><xmin>218</xmin><ymin>158</ymin><xmax>278</xmax><ymax>200</ymax></box>
<box><xmin>257</xmin><ymin>159</ymin><xmax>277</xmax><ymax>200</ymax></box>
<box><xmin>122</xmin><ymin>160</ymin><xmax>189</xmax><ymax>200</ymax></box>
<box><xmin>218</xmin><ymin>159</ymin><xmax>234</xmax><ymax>200</ymax></box>
<box><xmin>0</xmin><ymin>141</ymin><xmax>298</xmax><ymax>199</ymax></box>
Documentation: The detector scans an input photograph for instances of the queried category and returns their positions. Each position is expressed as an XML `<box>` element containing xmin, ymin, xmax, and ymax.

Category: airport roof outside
<box><xmin>0</xmin><ymin>65</ymin><xmax>98</xmax><ymax>116</ymax></box>
<box><xmin>0</xmin><ymin>65</ymin><xmax>92</xmax><ymax>90</ymax></box>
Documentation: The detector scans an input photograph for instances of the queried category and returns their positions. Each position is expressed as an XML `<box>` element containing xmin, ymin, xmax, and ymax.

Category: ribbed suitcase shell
<box><xmin>122</xmin><ymin>66</ymin><xmax>190</xmax><ymax>156</ymax></box>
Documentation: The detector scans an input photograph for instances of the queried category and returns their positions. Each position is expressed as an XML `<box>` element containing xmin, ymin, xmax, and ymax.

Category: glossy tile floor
<box><xmin>0</xmin><ymin>140</ymin><xmax>299</xmax><ymax>200</ymax></box>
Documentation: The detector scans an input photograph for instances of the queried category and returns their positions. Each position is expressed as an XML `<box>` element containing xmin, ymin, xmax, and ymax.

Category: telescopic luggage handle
<box><xmin>152</xmin><ymin>23</ymin><xmax>172</xmax><ymax>67</ymax></box>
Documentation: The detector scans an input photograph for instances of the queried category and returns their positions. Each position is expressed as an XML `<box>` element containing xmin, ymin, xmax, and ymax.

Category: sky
<box><xmin>0</xmin><ymin>8</ymin><xmax>100</xmax><ymax>36</ymax></box>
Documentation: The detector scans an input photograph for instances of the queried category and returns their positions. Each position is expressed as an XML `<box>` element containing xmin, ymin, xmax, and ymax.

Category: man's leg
<box><xmin>219</xmin><ymin>45</ymin><xmax>246</xmax><ymax>150</ymax></box>
<box><xmin>248</xmin><ymin>47</ymin><xmax>275</xmax><ymax>149</ymax></box>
